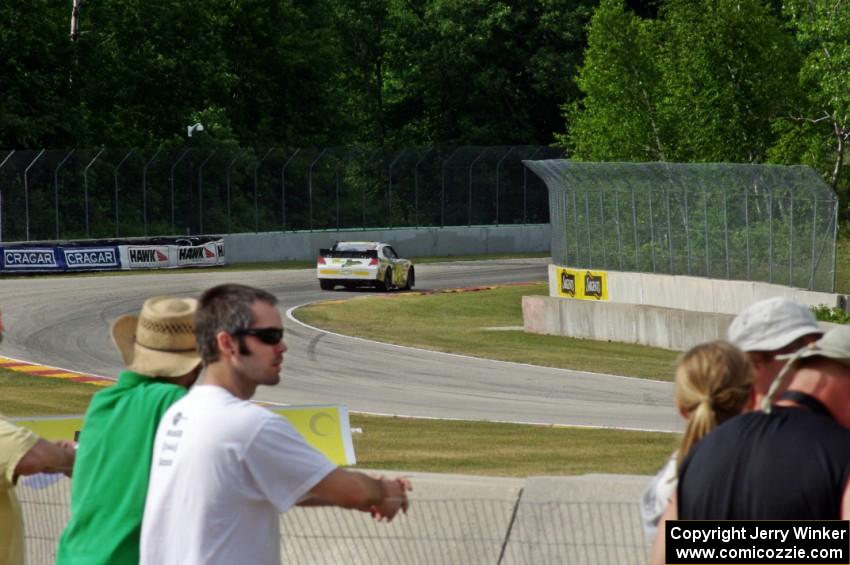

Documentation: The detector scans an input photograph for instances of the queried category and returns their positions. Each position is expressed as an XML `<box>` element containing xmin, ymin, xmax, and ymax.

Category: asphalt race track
<box><xmin>0</xmin><ymin>258</ymin><xmax>679</xmax><ymax>431</ymax></box>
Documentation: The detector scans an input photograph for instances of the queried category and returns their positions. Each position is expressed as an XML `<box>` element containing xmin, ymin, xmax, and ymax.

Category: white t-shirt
<box><xmin>639</xmin><ymin>452</ymin><xmax>677</xmax><ymax>543</ymax></box>
<box><xmin>140</xmin><ymin>385</ymin><xmax>336</xmax><ymax>565</ymax></box>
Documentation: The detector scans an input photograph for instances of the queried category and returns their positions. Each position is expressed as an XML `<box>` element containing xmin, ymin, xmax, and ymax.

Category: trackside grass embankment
<box><xmin>0</xmin><ymin>368</ymin><xmax>675</xmax><ymax>477</ymax></box>
<box><xmin>350</xmin><ymin>414</ymin><xmax>676</xmax><ymax>477</ymax></box>
<box><xmin>294</xmin><ymin>283</ymin><xmax>680</xmax><ymax>381</ymax></box>
<box><xmin>0</xmin><ymin>369</ymin><xmax>96</xmax><ymax>415</ymax></box>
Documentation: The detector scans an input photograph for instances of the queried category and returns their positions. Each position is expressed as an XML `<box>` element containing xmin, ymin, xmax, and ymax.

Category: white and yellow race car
<box><xmin>316</xmin><ymin>241</ymin><xmax>414</xmax><ymax>291</ymax></box>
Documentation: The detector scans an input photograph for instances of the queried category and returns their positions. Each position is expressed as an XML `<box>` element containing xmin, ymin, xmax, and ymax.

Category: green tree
<box><xmin>564</xmin><ymin>0</ymin><xmax>665</xmax><ymax>160</ymax></box>
<box><xmin>385</xmin><ymin>0</ymin><xmax>595</xmax><ymax>145</ymax></box>
<box><xmin>333</xmin><ymin>0</ymin><xmax>392</xmax><ymax>146</ymax></box>
<box><xmin>68</xmin><ymin>0</ymin><xmax>351</xmax><ymax>148</ymax></box>
<box><xmin>657</xmin><ymin>0</ymin><xmax>796</xmax><ymax>162</ymax></box>
<box><xmin>770</xmin><ymin>0</ymin><xmax>850</xmax><ymax>193</ymax></box>
<box><xmin>71</xmin><ymin>0</ymin><xmax>232</xmax><ymax>147</ymax></box>
<box><xmin>221</xmin><ymin>0</ymin><xmax>348</xmax><ymax>147</ymax></box>
<box><xmin>567</xmin><ymin>0</ymin><xmax>797</xmax><ymax>164</ymax></box>
<box><xmin>0</xmin><ymin>2</ymin><xmax>78</xmax><ymax>147</ymax></box>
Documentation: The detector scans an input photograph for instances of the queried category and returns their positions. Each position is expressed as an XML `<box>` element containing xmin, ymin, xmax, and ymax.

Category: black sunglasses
<box><xmin>233</xmin><ymin>327</ymin><xmax>284</xmax><ymax>345</ymax></box>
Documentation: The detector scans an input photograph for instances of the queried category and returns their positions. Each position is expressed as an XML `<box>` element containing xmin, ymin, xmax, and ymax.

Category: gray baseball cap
<box><xmin>728</xmin><ymin>297</ymin><xmax>823</xmax><ymax>352</ymax></box>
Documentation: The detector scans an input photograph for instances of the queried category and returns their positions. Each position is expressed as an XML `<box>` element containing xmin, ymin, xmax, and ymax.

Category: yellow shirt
<box><xmin>0</xmin><ymin>417</ymin><xmax>37</xmax><ymax>565</ymax></box>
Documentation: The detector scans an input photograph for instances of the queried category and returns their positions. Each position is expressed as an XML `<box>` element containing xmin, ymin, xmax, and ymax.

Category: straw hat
<box><xmin>111</xmin><ymin>296</ymin><xmax>201</xmax><ymax>377</ymax></box>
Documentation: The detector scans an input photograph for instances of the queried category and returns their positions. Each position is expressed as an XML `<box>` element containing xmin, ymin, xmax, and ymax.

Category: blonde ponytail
<box><xmin>675</xmin><ymin>341</ymin><xmax>753</xmax><ymax>476</ymax></box>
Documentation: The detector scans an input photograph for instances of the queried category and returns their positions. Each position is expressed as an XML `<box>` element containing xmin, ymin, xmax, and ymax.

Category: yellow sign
<box><xmin>271</xmin><ymin>405</ymin><xmax>356</xmax><ymax>465</ymax></box>
<box><xmin>555</xmin><ymin>267</ymin><xmax>608</xmax><ymax>301</ymax></box>
<box><xmin>14</xmin><ymin>404</ymin><xmax>356</xmax><ymax>466</ymax></box>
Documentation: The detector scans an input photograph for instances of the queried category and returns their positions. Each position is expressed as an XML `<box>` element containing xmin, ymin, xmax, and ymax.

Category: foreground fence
<box><xmin>526</xmin><ymin>161</ymin><xmax>839</xmax><ymax>292</ymax></box>
<box><xmin>19</xmin><ymin>475</ymin><xmax>649</xmax><ymax>564</ymax></box>
<box><xmin>0</xmin><ymin>146</ymin><xmax>563</xmax><ymax>243</ymax></box>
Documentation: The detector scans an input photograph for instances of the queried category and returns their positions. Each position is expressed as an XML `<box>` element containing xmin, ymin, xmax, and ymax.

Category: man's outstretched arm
<box><xmin>301</xmin><ymin>469</ymin><xmax>411</xmax><ymax>521</ymax></box>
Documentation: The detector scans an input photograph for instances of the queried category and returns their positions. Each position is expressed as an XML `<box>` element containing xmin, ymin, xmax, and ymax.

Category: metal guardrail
<box><xmin>0</xmin><ymin>146</ymin><xmax>563</xmax><ymax>243</ymax></box>
<box><xmin>19</xmin><ymin>475</ymin><xmax>648</xmax><ymax>564</ymax></box>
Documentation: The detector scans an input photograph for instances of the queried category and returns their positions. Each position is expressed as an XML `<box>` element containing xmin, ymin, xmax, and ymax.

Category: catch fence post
<box><xmin>114</xmin><ymin>149</ymin><xmax>135</xmax><ymax>237</ymax></box>
<box><xmin>467</xmin><ymin>148</ymin><xmax>487</xmax><ymax>226</ymax></box>
<box><xmin>413</xmin><ymin>147</ymin><xmax>432</xmax><ymax>227</ymax></box>
<box><xmin>744</xmin><ymin>187</ymin><xmax>751</xmax><ymax>280</ymax></box>
<box><xmin>0</xmin><ymin>150</ymin><xmax>15</xmax><ymax>241</ymax></box>
<box><xmin>308</xmin><ymin>148</ymin><xmax>329</xmax><ymax>231</ymax></box>
<box><xmin>253</xmin><ymin>148</ymin><xmax>275</xmax><ymax>233</ymax></box>
<box><xmin>54</xmin><ymin>149</ymin><xmax>75</xmax><ymax>239</ymax></box>
<box><xmin>198</xmin><ymin>150</ymin><xmax>216</xmax><ymax>234</ymax></box>
<box><xmin>225</xmin><ymin>152</ymin><xmax>241</xmax><ymax>234</ymax></box>
<box><xmin>142</xmin><ymin>149</ymin><xmax>162</xmax><ymax>236</ymax></box>
<box><xmin>24</xmin><ymin>149</ymin><xmax>46</xmax><ymax>241</ymax></box>
<box><xmin>768</xmin><ymin>185</ymin><xmax>774</xmax><ymax>283</ymax></box>
<box><xmin>522</xmin><ymin>147</ymin><xmax>544</xmax><ymax>224</ymax></box>
<box><xmin>280</xmin><ymin>149</ymin><xmax>300</xmax><ymax>231</ymax></box>
<box><xmin>788</xmin><ymin>193</ymin><xmax>794</xmax><ymax>286</ymax></box>
<box><xmin>169</xmin><ymin>149</ymin><xmax>190</xmax><ymax>235</ymax></box>
<box><xmin>440</xmin><ymin>147</ymin><xmax>463</xmax><ymax>227</ymax></box>
<box><xmin>388</xmin><ymin>149</ymin><xmax>407</xmax><ymax>229</ymax></box>
<box><xmin>83</xmin><ymin>148</ymin><xmax>105</xmax><ymax>238</ymax></box>
<box><xmin>494</xmin><ymin>146</ymin><xmax>515</xmax><ymax>225</ymax></box>
<box><xmin>723</xmin><ymin>188</ymin><xmax>730</xmax><ymax>279</ymax></box>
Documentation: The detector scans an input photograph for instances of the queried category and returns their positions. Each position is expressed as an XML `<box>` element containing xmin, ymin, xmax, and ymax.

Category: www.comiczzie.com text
<box><xmin>665</xmin><ymin>520</ymin><xmax>849</xmax><ymax>564</ymax></box>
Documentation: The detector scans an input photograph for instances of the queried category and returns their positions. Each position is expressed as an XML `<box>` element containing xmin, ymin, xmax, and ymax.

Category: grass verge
<box><xmin>0</xmin><ymin>369</ymin><xmax>673</xmax><ymax>476</ymax></box>
<box><xmin>295</xmin><ymin>283</ymin><xmax>679</xmax><ymax>380</ymax></box>
<box><xmin>350</xmin><ymin>414</ymin><xmax>675</xmax><ymax>477</ymax></box>
<box><xmin>0</xmin><ymin>368</ymin><xmax>98</xmax><ymax>416</ymax></box>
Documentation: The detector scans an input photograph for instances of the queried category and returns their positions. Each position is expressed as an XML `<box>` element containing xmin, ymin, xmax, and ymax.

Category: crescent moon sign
<box><xmin>309</xmin><ymin>413</ymin><xmax>335</xmax><ymax>437</ymax></box>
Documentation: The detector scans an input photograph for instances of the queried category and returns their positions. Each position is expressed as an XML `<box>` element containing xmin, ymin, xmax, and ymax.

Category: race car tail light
<box><xmin>368</xmin><ymin>257</ymin><xmax>378</xmax><ymax>266</ymax></box>
<box><xmin>317</xmin><ymin>255</ymin><xmax>326</xmax><ymax>265</ymax></box>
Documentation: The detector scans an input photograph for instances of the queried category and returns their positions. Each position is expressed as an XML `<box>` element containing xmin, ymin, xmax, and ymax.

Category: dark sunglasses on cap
<box><xmin>233</xmin><ymin>327</ymin><xmax>284</xmax><ymax>345</ymax></box>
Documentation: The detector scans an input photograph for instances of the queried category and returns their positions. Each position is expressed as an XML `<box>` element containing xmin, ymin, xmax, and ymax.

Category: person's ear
<box><xmin>217</xmin><ymin>331</ymin><xmax>235</xmax><ymax>357</ymax></box>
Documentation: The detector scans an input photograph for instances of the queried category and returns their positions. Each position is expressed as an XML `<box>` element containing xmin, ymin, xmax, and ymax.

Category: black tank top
<box><xmin>678</xmin><ymin>392</ymin><xmax>850</xmax><ymax>520</ymax></box>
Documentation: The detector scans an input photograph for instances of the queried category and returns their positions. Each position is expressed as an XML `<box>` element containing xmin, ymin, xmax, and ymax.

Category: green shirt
<box><xmin>56</xmin><ymin>371</ymin><xmax>188</xmax><ymax>565</ymax></box>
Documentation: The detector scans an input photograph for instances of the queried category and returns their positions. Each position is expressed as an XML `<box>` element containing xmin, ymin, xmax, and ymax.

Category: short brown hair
<box><xmin>195</xmin><ymin>284</ymin><xmax>277</xmax><ymax>364</ymax></box>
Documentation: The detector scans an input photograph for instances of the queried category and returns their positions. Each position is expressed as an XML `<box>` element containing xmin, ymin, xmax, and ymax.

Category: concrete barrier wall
<box><xmin>223</xmin><ymin>225</ymin><xmax>551</xmax><ymax>263</ymax></box>
<box><xmin>523</xmin><ymin>295</ymin><xmax>838</xmax><ymax>351</ymax></box>
<box><xmin>547</xmin><ymin>265</ymin><xmax>839</xmax><ymax>314</ymax></box>
<box><xmin>529</xmin><ymin>264</ymin><xmax>842</xmax><ymax>351</ymax></box>
<box><xmin>523</xmin><ymin>295</ymin><xmax>734</xmax><ymax>351</ymax></box>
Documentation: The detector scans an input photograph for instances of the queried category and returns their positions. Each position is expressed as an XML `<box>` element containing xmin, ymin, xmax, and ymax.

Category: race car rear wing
<box><xmin>318</xmin><ymin>248</ymin><xmax>379</xmax><ymax>259</ymax></box>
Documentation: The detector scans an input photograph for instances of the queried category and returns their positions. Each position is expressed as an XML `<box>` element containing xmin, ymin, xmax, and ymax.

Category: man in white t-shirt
<box><xmin>140</xmin><ymin>284</ymin><xmax>410</xmax><ymax>565</ymax></box>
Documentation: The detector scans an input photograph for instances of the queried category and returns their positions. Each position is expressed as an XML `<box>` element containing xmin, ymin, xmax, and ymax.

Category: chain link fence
<box><xmin>18</xmin><ymin>475</ymin><xmax>648</xmax><ymax>565</ymax></box>
<box><xmin>525</xmin><ymin>161</ymin><xmax>839</xmax><ymax>292</ymax></box>
<box><xmin>0</xmin><ymin>146</ymin><xmax>562</xmax><ymax>242</ymax></box>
